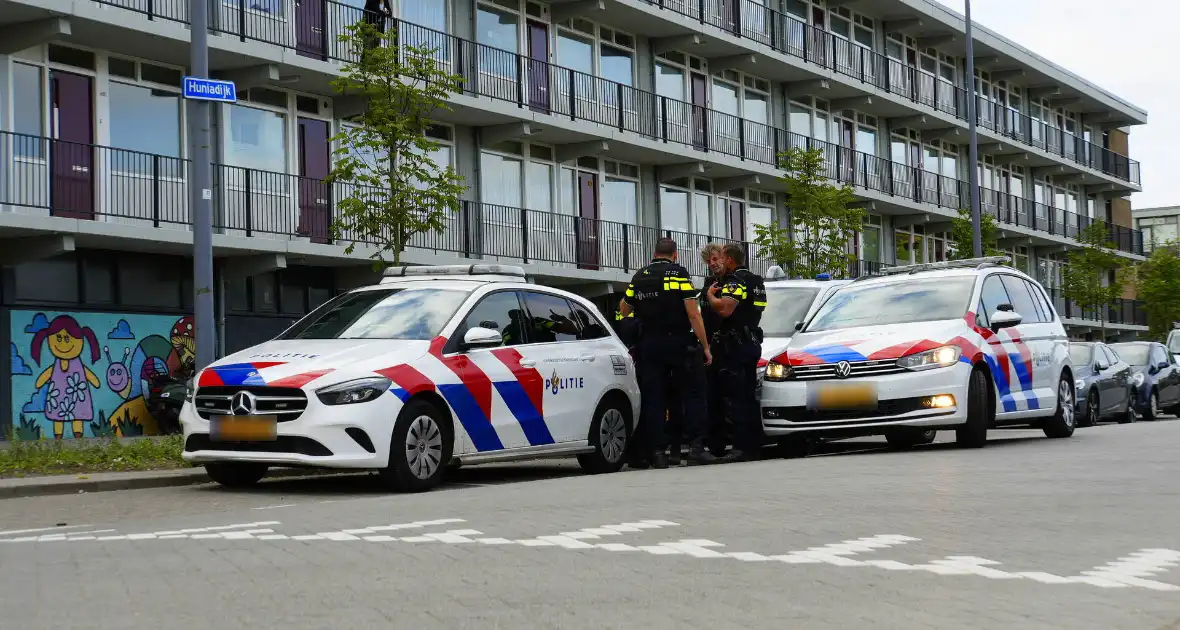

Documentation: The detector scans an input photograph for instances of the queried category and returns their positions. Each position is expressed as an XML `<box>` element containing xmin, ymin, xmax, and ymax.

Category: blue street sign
<box><xmin>182</xmin><ymin>77</ymin><xmax>237</xmax><ymax>102</ymax></box>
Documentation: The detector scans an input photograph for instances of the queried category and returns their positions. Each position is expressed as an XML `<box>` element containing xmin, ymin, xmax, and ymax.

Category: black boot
<box><xmin>650</xmin><ymin>451</ymin><xmax>669</xmax><ymax>470</ymax></box>
<box><xmin>687</xmin><ymin>447</ymin><xmax>719</xmax><ymax>466</ymax></box>
<box><xmin>723</xmin><ymin>448</ymin><xmax>761</xmax><ymax>463</ymax></box>
<box><xmin>667</xmin><ymin>444</ymin><xmax>682</xmax><ymax>466</ymax></box>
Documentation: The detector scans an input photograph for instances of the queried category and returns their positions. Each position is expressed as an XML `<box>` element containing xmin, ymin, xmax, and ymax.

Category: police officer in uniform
<box><xmin>618</xmin><ymin>238</ymin><xmax>717</xmax><ymax>468</ymax></box>
<box><xmin>704</xmin><ymin>243</ymin><xmax>767</xmax><ymax>462</ymax></box>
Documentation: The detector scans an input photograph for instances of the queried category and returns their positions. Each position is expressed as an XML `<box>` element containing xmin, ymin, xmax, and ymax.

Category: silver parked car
<box><xmin>1070</xmin><ymin>342</ymin><xmax>1135</xmax><ymax>426</ymax></box>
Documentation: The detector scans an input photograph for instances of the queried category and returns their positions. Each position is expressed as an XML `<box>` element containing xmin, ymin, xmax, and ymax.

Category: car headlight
<box><xmin>1074</xmin><ymin>379</ymin><xmax>1085</xmax><ymax>392</ymax></box>
<box><xmin>315</xmin><ymin>377</ymin><xmax>392</xmax><ymax>406</ymax></box>
<box><xmin>185</xmin><ymin>378</ymin><xmax>195</xmax><ymax>402</ymax></box>
<box><xmin>764</xmin><ymin>361</ymin><xmax>792</xmax><ymax>381</ymax></box>
<box><xmin>1132</xmin><ymin>372</ymin><xmax>1145</xmax><ymax>387</ymax></box>
<box><xmin>898</xmin><ymin>346</ymin><xmax>961</xmax><ymax>371</ymax></box>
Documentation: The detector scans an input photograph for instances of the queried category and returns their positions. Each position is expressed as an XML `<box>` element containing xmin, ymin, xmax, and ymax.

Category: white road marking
<box><xmin>1071</xmin><ymin>549</ymin><xmax>1180</xmax><ymax>590</ymax></box>
<box><xmin>0</xmin><ymin>524</ymin><xmax>93</xmax><ymax>537</ymax></box>
<box><xmin>252</xmin><ymin>504</ymin><xmax>298</xmax><ymax>510</ymax></box>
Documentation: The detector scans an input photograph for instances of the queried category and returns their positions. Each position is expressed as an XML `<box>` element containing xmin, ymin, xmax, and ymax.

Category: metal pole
<box><xmin>964</xmin><ymin>0</ymin><xmax>982</xmax><ymax>258</ymax></box>
<box><xmin>189</xmin><ymin>0</ymin><xmax>216</xmax><ymax>369</ymax></box>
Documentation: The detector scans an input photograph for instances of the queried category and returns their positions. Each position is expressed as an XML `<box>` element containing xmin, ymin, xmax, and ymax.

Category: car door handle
<box><xmin>519</xmin><ymin>359</ymin><xmax>536</xmax><ymax>368</ymax></box>
<box><xmin>580</xmin><ymin>355</ymin><xmax>596</xmax><ymax>363</ymax></box>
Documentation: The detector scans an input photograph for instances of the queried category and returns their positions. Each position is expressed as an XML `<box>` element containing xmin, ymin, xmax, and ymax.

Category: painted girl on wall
<box><xmin>31</xmin><ymin>316</ymin><xmax>102</xmax><ymax>439</ymax></box>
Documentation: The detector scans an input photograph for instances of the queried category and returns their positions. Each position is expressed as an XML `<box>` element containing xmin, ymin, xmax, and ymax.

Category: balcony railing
<box><xmin>0</xmin><ymin>128</ymin><xmax>1143</xmax><ymax>257</ymax></box>
<box><xmin>1046</xmin><ymin>289</ymin><xmax>1148</xmax><ymax>328</ymax></box>
<box><xmin>84</xmin><ymin>0</ymin><xmax>1141</xmax><ymax>186</ymax></box>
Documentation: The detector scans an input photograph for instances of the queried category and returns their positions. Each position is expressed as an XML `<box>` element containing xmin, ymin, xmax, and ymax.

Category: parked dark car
<box><xmin>1109</xmin><ymin>342</ymin><xmax>1180</xmax><ymax>420</ymax></box>
<box><xmin>1070</xmin><ymin>342</ymin><xmax>1135</xmax><ymax>426</ymax></box>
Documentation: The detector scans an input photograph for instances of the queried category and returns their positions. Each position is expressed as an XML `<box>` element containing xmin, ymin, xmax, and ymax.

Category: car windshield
<box><xmin>762</xmin><ymin>286</ymin><xmax>822</xmax><ymax>337</ymax></box>
<box><xmin>280</xmin><ymin>287</ymin><xmax>470</xmax><ymax>340</ymax></box>
<box><xmin>1068</xmin><ymin>344</ymin><xmax>1094</xmax><ymax>366</ymax></box>
<box><xmin>1168</xmin><ymin>331</ymin><xmax>1180</xmax><ymax>353</ymax></box>
<box><xmin>1111</xmin><ymin>344</ymin><xmax>1151</xmax><ymax>366</ymax></box>
<box><xmin>804</xmin><ymin>277</ymin><xmax>976</xmax><ymax>333</ymax></box>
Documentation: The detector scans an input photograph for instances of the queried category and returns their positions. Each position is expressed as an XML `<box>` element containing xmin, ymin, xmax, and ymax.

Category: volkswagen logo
<box><xmin>230</xmin><ymin>391</ymin><xmax>257</xmax><ymax>416</ymax></box>
<box><xmin>834</xmin><ymin>361</ymin><xmax>852</xmax><ymax>379</ymax></box>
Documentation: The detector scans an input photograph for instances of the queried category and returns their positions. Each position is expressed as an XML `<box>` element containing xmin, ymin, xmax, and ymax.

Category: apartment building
<box><xmin>0</xmin><ymin>0</ymin><xmax>1150</xmax><ymax>437</ymax></box>
<box><xmin>1135</xmin><ymin>205</ymin><xmax>1180</xmax><ymax>253</ymax></box>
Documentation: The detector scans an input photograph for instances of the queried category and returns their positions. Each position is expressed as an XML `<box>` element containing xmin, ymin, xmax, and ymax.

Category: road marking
<box><xmin>252</xmin><ymin>504</ymin><xmax>297</xmax><ymax>511</ymax></box>
<box><xmin>0</xmin><ymin>524</ymin><xmax>93</xmax><ymax>537</ymax></box>
<box><xmin>1071</xmin><ymin>549</ymin><xmax>1180</xmax><ymax>591</ymax></box>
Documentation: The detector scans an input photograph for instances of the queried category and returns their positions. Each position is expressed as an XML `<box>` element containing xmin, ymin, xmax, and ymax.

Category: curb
<box><xmin>0</xmin><ymin>467</ymin><xmax>332</xmax><ymax>500</ymax></box>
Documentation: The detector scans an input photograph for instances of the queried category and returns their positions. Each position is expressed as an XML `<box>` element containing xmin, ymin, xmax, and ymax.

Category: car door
<box><xmin>1102</xmin><ymin>345</ymin><xmax>1131</xmax><ymax>412</ymax></box>
<box><xmin>443</xmin><ymin>289</ymin><xmax>540</xmax><ymax>452</ymax></box>
<box><xmin>1090</xmin><ymin>344</ymin><xmax>1116</xmax><ymax>415</ymax></box>
<box><xmin>998</xmin><ymin>275</ymin><xmax>1055</xmax><ymax>411</ymax></box>
<box><xmin>518</xmin><ymin>290</ymin><xmax>595</xmax><ymax>443</ymax></box>
<box><xmin>978</xmin><ymin>275</ymin><xmax>1018</xmax><ymax>414</ymax></box>
<box><xmin>1155</xmin><ymin>345</ymin><xmax>1180</xmax><ymax>406</ymax></box>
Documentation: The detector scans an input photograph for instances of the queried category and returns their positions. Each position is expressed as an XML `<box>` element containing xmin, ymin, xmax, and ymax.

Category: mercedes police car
<box><xmin>760</xmin><ymin>257</ymin><xmax>1076</xmax><ymax>448</ymax></box>
<box><xmin>181</xmin><ymin>265</ymin><xmax>640</xmax><ymax>492</ymax></box>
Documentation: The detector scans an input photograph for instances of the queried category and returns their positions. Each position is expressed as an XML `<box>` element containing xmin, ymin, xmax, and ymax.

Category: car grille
<box><xmin>184</xmin><ymin>434</ymin><xmax>333</xmax><ymax>457</ymax></box>
<box><xmin>762</xmin><ymin>397</ymin><xmax>930</xmax><ymax>423</ymax></box>
<box><xmin>790</xmin><ymin>359</ymin><xmax>906</xmax><ymax>380</ymax></box>
<box><xmin>193</xmin><ymin>386</ymin><xmax>309</xmax><ymax>421</ymax></box>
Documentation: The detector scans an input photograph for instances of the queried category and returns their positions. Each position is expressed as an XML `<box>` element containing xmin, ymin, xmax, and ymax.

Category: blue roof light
<box><xmin>815</xmin><ymin>273</ymin><xmax>831</xmax><ymax>281</ymax></box>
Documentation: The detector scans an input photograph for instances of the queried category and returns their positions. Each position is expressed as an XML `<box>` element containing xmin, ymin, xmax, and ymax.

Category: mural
<box><xmin>9</xmin><ymin>310</ymin><xmax>195</xmax><ymax>440</ymax></box>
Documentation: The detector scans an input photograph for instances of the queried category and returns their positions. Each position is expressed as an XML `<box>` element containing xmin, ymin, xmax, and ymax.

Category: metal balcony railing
<box><xmin>1046</xmin><ymin>289</ymin><xmax>1148</xmax><ymax>327</ymax></box>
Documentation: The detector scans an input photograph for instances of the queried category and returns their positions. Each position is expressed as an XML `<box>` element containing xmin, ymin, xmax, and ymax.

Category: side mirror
<box><xmin>990</xmin><ymin>310</ymin><xmax>1022</xmax><ymax>331</ymax></box>
<box><xmin>1092</xmin><ymin>364</ymin><xmax>1104</xmax><ymax>374</ymax></box>
<box><xmin>463</xmin><ymin>326</ymin><xmax>503</xmax><ymax>349</ymax></box>
<box><xmin>1149</xmin><ymin>364</ymin><xmax>1160</xmax><ymax>375</ymax></box>
<box><xmin>1158</xmin><ymin>361</ymin><xmax>1170</xmax><ymax>371</ymax></box>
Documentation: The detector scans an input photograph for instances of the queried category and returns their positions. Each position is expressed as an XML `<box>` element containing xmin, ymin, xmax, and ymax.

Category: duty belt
<box><xmin>711</xmin><ymin>326</ymin><xmax>762</xmax><ymax>350</ymax></box>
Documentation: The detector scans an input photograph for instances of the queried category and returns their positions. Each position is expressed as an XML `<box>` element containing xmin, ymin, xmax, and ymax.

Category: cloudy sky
<box><xmin>934</xmin><ymin>0</ymin><xmax>1176</xmax><ymax>210</ymax></box>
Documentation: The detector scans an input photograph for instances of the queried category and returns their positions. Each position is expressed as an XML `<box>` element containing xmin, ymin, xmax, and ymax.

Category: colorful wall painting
<box><xmin>9</xmin><ymin>310</ymin><xmax>195</xmax><ymax>440</ymax></box>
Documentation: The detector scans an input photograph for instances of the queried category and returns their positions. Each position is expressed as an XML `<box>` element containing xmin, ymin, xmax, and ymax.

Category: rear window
<box><xmin>280</xmin><ymin>287</ymin><xmax>469</xmax><ymax>340</ymax></box>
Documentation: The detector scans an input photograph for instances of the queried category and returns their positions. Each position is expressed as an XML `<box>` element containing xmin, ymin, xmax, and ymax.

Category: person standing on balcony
<box><xmin>363</xmin><ymin>0</ymin><xmax>392</xmax><ymax>50</ymax></box>
<box><xmin>705</xmin><ymin>242</ymin><xmax>767</xmax><ymax>463</ymax></box>
<box><xmin>617</xmin><ymin>238</ymin><xmax>718</xmax><ymax>469</ymax></box>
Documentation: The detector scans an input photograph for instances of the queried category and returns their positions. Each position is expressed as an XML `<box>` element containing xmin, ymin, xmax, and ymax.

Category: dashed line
<box><xmin>252</xmin><ymin>504</ymin><xmax>298</xmax><ymax>511</ymax></box>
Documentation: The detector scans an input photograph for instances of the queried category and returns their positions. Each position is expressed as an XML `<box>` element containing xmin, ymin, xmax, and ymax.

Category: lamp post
<box><xmin>189</xmin><ymin>0</ymin><xmax>216</xmax><ymax>370</ymax></box>
<box><xmin>964</xmin><ymin>0</ymin><xmax>983</xmax><ymax>257</ymax></box>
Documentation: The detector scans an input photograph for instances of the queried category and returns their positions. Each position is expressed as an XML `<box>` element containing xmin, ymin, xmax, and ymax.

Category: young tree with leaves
<box><xmin>751</xmin><ymin>147</ymin><xmax>863</xmax><ymax>278</ymax></box>
<box><xmin>1062</xmin><ymin>220</ymin><xmax>1128</xmax><ymax>339</ymax></box>
<box><xmin>328</xmin><ymin>21</ymin><xmax>467</xmax><ymax>266</ymax></box>
<box><xmin>948</xmin><ymin>208</ymin><xmax>1002</xmax><ymax>260</ymax></box>
<box><xmin>1134</xmin><ymin>242</ymin><xmax>1180</xmax><ymax>341</ymax></box>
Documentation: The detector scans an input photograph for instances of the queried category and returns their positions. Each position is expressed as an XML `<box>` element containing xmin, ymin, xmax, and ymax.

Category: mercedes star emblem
<box><xmin>231</xmin><ymin>391</ymin><xmax>257</xmax><ymax>416</ymax></box>
<box><xmin>834</xmin><ymin>360</ymin><xmax>852</xmax><ymax>379</ymax></box>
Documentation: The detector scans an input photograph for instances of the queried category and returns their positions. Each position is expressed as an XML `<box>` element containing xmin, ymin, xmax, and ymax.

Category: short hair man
<box><xmin>618</xmin><ymin>238</ymin><xmax>718</xmax><ymax>468</ymax></box>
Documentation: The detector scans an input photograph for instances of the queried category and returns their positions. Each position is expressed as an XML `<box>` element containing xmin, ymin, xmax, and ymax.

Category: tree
<box><xmin>1062</xmin><ymin>220</ymin><xmax>1128</xmax><ymax>338</ymax></box>
<box><xmin>328</xmin><ymin>21</ymin><xmax>467</xmax><ymax>266</ymax></box>
<box><xmin>948</xmin><ymin>208</ymin><xmax>1002</xmax><ymax>260</ymax></box>
<box><xmin>1134</xmin><ymin>242</ymin><xmax>1180</xmax><ymax>341</ymax></box>
<box><xmin>751</xmin><ymin>147</ymin><xmax>863</xmax><ymax>278</ymax></box>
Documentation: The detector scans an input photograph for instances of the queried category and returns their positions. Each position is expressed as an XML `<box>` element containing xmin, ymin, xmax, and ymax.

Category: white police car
<box><xmin>756</xmin><ymin>268</ymin><xmax>853</xmax><ymax>383</ymax></box>
<box><xmin>760</xmin><ymin>257</ymin><xmax>1076</xmax><ymax>448</ymax></box>
<box><xmin>181</xmin><ymin>265</ymin><xmax>640</xmax><ymax>491</ymax></box>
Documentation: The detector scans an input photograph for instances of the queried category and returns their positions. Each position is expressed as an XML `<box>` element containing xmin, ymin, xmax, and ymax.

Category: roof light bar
<box><xmin>382</xmin><ymin>264</ymin><xmax>527</xmax><ymax>278</ymax></box>
<box><xmin>878</xmin><ymin>256</ymin><xmax>1010</xmax><ymax>276</ymax></box>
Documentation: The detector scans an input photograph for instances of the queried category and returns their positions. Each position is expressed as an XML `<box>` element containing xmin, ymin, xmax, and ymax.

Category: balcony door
<box><xmin>296</xmin><ymin>0</ymin><xmax>326</xmax><ymax>59</ymax></box>
<box><xmin>725</xmin><ymin>199</ymin><xmax>744</xmax><ymax>241</ymax></box>
<box><xmin>576</xmin><ymin>171</ymin><xmax>599</xmax><ymax>270</ymax></box>
<box><xmin>297</xmin><ymin>118</ymin><xmax>331</xmax><ymax>243</ymax></box>
<box><xmin>49</xmin><ymin>70</ymin><xmax>95</xmax><ymax>220</ymax></box>
<box><xmin>691</xmin><ymin>73</ymin><xmax>707</xmax><ymax>150</ymax></box>
<box><xmin>527</xmin><ymin>21</ymin><xmax>550</xmax><ymax>113</ymax></box>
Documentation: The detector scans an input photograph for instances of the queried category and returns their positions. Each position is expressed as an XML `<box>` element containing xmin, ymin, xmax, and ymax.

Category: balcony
<box><xmin>55</xmin><ymin>0</ymin><xmax>1143</xmax><ymax>187</ymax></box>
<box><xmin>1045</xmin><ymin>289</ymin><xmax>1148</xmax><ymax>329</ymax></box>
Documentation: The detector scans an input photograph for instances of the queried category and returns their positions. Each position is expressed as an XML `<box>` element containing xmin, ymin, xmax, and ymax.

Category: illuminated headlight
<box><xmin>184</xmin><ymin>378</ymin><xmax>195</xmax><ymax>402</ymax></box>
<box><xmin>315</xmin><ymin>377</ymin><xmax>392</xmax><ymax>406</ymax></box>
<box><xmin>921</xmin><ymin>394</ymin><xmax>956</xmax><ymax>409</ymax></box>
<box><xmin>898</xmin><ymin>346</ymin><xmax>961</xmax><ymax>371</ymax></box>
<box><xmin>764</xmin><ymin>361</ymin><xmax>792</xmax><ymax>381</ymax></box>
<box><xmin>1132</xmin><ymin>372</ymin><xmax>1145</xmax><ymax>387</ymax></box>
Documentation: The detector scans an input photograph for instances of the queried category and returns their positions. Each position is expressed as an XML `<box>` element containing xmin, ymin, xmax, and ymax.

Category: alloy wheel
<box><xmin>1060</xmin><ymin>380</ymin><xmax>1075</xmax><ymax>428</ymax></box>
<box><xmin>599</xmin><ymin>409</ymin><xmax>628</xmax><ymax>464</ymax></box>
<box><xmin>405</xmin><ymin>415</ymin><xmax>444</xmax><ymax>480</ymax></box>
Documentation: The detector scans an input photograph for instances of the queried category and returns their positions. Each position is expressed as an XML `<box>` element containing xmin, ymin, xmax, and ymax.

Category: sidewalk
<box><xmin>0</xmin><ymin>467</ymin><xmax>328</xmax><ymax>499</ymax></box>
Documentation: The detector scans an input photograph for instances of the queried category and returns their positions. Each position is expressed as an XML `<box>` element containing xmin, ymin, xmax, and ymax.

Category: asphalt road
<box><xmin>3</xmin><ymin>420</ymin><xmax>1180</xmax><ymax>630</ymax></box>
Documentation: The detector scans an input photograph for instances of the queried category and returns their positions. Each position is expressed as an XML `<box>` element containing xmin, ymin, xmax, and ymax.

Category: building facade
<box><xmin>1135</xmin><ymin>205</ymin><xmax>1180</xmax><ymax>253</ymax></box>
<box><xmin>0</xmin><ymin>0</ymin><xmax>1150</xmax><ymax>437</ymax></box>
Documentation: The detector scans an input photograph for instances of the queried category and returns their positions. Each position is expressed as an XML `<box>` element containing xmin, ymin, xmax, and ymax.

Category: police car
<box><xmin>180</xmin><ymin>265</ymin><xmax>640</xmax><ymax>491</ymax></box>
<box><xmin>760</xmin><ymin>257</ymin><xmax>1076</xmax><ymax>448</ymax></box>
<box><xmin>755</xmin><ymin>268</ymin><xmax>853</xmax><ymax>384</ymax></box>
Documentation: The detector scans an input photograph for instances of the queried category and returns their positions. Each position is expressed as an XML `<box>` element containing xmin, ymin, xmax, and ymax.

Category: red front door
<box><xmin>49</xmin><ymin>70</ymin><xmax>95</xmax><ymax>220</ymax></box>
<box><xmin>297</xmin><ymin>118</ymin><xmax>331</xmax><ymax>243</ymax></box>
<box><xmin>576</xmin><ymin>172</ymin><xmax>599</xmax><ymax>270</ymax></box>
<box><xmin>526</xmin><ymin>21</ymin><xmax>550</xmax><ymax>113</ymax></box>
<box><xmin>295</xmin><ymin>0</ymin><xmax>326</xmax><ymax>59</ymax></box>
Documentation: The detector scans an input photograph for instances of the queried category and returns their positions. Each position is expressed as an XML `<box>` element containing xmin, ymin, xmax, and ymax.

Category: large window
<box><xmin>460</xmin><ymin>291</ymin><xmax>527</xmax><ymax>346</ymax></box>
<box><xmin>281</xmin><ymin>288</ymin><xmax>470</xmax><ymax>340</ymax></box>
<box><xmin>224</xmin><ymin>104</ymin><xmax>287</xmax><ymax>174</ymax></box>
<box><xmin>109</xmin><ymin>82</ymin><xmax>181</xmax><ymax>172</ymax></box>
<box><xmin>400</xmin><ymin>0</ymin><xmax>446</xmax><ymax>32</ymax></box>
<box><xmin>763</xmin><ymin>286</ymin><xmax>820</xmax><ymax>337</ymax></box>
<box><xmin>13</xmin><ymin>63</ymin><xmax>44</xmax><ymax>157</ymax></box>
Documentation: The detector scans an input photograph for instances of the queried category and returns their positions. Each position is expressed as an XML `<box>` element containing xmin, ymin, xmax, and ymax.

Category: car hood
<box><xmin>760</xmin><ymin>337</ymin><xmax>795</xmax><ymax>362</ymax></box>
<box><xmin>198</xmin><ymin>339</ymin><xmax>432</xmax><ymax>389</ymax></box>
<box><xmin>776</xmin><ymin>320</ymin><xmax>968</xmax><ymax>365</ymax></box>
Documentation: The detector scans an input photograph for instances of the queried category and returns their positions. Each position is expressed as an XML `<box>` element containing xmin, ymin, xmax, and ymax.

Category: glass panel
<box><xmin>225</xmin><ymin>105</ymin><xmax>287</xmax><ymax>173</ymax></box>
<box><xmin>656</xmin><ymin>63</ymin><xmax>685</xmax><ymax>100</ymax></box>
<box><xmin>109</xmin><ymin>82</ymin><xmax>181</xmax><ymax>159</ymax></box>
<box><xmin>807</xmin><ymin>277</ymin><xmax>977</xmax><ymax>331</ymax></box>
<box><xmin>522</xmin><ymin>292</ymin><xmax>580</xmax><ymax>342</ymax></box>
<box><xmin>480</xmin><ymin>152</ymin><xmax>523</xmax><ymax>207</ymax></box>
<box><xmin>692</xmin><ymin>192</ymin><xmax>712</xmax><ymax>235</ymax></box>
<box><xmin>660</xmin><ymin>187</ymin><xmax>690</xmax><ymax>232</ymax></box>
<box><xmin>461</xmin><ymin>291</ymin><xmax>526</xmax><ymax>346</ymax></box>
<box><xmin>789</xmin><ymin>103</ymin><xmax>811</xmax><ymax>137</ymax></box>
<box><xmin>477</xmin><ymin>8</ymin><xmax>518</xmax><ymax>53</ymax></box>
<box><xmin>855</xmin><ymin>126</ymin><xmax>876</xmax><ymax>156</ymax></box>
<box><xmin>602</xmin><ymin>177</ymin><xmax>637</xmax><ymax>225</ymax></box>
<box><xmin>711</xmin><ymin>81</ymin><xmax>740</xmax><ymax>116</ymax></box>
<box><xmin>1000</xmin><ymin>275</ymin><xmax>1041</xmax><ymax>322</ymax></box>
<box><xmin>281</xmin><ymin>288</ymin><xmax>471</xmax><ymax>340</ymax></box>
<box><xmin>525</xmin><ymin>161</ymin><xmax>551</xmax><ymax>211</ymax></box>
<box><xmin>13</xmin><ymin>63</ymin><xmax>43</xmax><ymax>149</ymax></box>
<box><xmin>600</xmin><ymin>45</ymin><xmax>633</xmax><ymax>86</ymax></box>
<box><xmin>763</xmin><ymin>286</ymin><xmax>821</xmax><ymax>336</ymax></box>
<box><xmin>402</xmin><ymin>0</ymin><xmax>447</xmax><ymax>32</ymax></box>
<box><xmin>557</xmin><ymin>31</ymin><xmax>594</xmax><ymax>75</ymax></box>
<box><xmin>862</xmin><ymin>226</ymin><xmax>880</xmax><ymax>262</ymax></box>
<box><xmin>559</xmin><ymin>167</ymin><xmax>576</xmax><ymax>215</ymax></box>
<box><xmin>744</xmin><ymin>92</ymin><xmax>768</xmax><ymax>125</ymax></box>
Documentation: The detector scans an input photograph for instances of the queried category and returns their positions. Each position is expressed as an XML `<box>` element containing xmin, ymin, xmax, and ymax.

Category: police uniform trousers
<box><xmin>715</xmin><ymin>339</ymin><xmax>762</xmax><ymax>454</ymax></box>
<box><xmin>637</xmin><ymin>334</ymin><xmax>707</xmax><ymax>452</ymax></box>
<box><xmin>704</xmin><ymin>362</ymin><xmax>729</xmax><ymax>455</ymax></box>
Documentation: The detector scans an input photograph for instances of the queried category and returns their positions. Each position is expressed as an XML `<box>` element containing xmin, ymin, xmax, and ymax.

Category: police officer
<box><xmin>699</xmin><ymin>243</ymin><xmax>730</xmax><ymax>457</ymax></box>
<box><xmin>704</xmin><ymin>242</ymin><xmax>767</xmax><ymax>462</ymax></box>
<box><xmin>618</xmin><ymin>238</ymin><xmax>717</xmax><ymax>468</ymax></box>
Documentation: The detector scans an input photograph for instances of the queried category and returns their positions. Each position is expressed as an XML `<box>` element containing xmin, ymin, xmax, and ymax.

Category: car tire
<box><xmin>955</xmin><ymin>367</ymin><xmax>991</xmax><ymax>448</ymax></box>
<box><xmin>1082</xmin><ymin>391</ymin><xmax>1100</xmax><ymax>428</ymax></box>
<box><xmin>204</xmin><ymin>461</ymin><xmax>268</xmax><ymax>488</ymax></box>
<box><xmin>1143</xmin><ymin>390</ymin><xmax>1160</xmax><ymax>421</ymax></box>
<box><xmin>885</xmin><ymin>428</ymin><xmax>936</xmax><ymax>449</ymax></box>
<box><xmin>1042</xmin><ymin>374</ymin><xmax>1077</xmax><ymax>439</ymax></box>
<box><xmin>577</xmin><ymin>396</ymin><xmax>631</xmax><ymax>475</ymax></box>
<box><xmin>379</xmin><ymin>399</ymin><xmax>452</xmax><ymax>493</ymax></box>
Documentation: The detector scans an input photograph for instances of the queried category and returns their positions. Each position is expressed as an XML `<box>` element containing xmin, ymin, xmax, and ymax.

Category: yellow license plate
<box><xmin>211</xmin><ymin>416</ymin><xmax>278</xmax><ymax>441</ymax></box>
<box><xmin>807</xmin><ymin>383</ymin><xmax>878</xmax><ymax>411</ymax></box>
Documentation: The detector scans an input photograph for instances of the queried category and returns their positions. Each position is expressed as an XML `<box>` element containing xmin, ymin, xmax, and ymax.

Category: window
<box><xmin>979</xmin><ymin>276</ymin><xmax>1011</xmax><ymax>317</ymax></box>
<box><xmin>280</xmin><ymin>270</ymin><xmax>307</xmax><ymax>315</ymax></box>
<box><xmin>119</xmin><ymin>255</ymin><xmax>182</xmax><ymax>308</ymax></box>
<box><xmin>252</xmin><ymin>273</ymin><xmax>277</xmax><ymax>312</ymax></box>
<box><xmin>13</xmin><ymin>255</ymin><xmax>79</xmax><ymax>303</ymax></box>
<box><xmin>1111</xmin><ymin>344</ymin><xmax>1150</xmax><ymax>366</ymax></box>
<box><xmin>13</xmin><ymin>63</ymin><xmax>43</xmax><ymax>157</ymax></box>
<box><xmin>998</xmin><ymin>275</ymin><xmax>1041</xmax><ymax>323</ymax></box>
<box><xmin>807</xmin><ymin>277</ymin><xmax>975</xmax><ymax>332</ymax></box>
<box><xmin>763</xmin><ymin>286</ymin><xmax>820</xmax><ymax>337</ymax></box>
<box><xmin>227</xmin><ymin>276</ymin><xmax>250</xmax><ymax>312</ymax></box>
<box><xmin>109</xmin><ymin>82</ymin><xmax>181</xmax><ymax>166</ymax></box>
<box><xmin>1152</xmin><ymin>346</ymin><xmax>1169</xmax><ymax>367</ymax></box>
<box><xmin>81</xmin><ymin>255</ymin><xmax>115</xmax><ymax>304</ymax></box>
<box><xmin>1028</xmin><ymin>280</ymin><xmax>1055</xmax><ymax>322</ymax></box>
<box><xmin>225</xmin><ymin>104</ymin><xmax>287</xmax><ymax>174</ymax></box>
<box><xmin>570</xmin><ymin>302</ymin><xmax>609</xmax><ymax>339</ymax></box>
<box><xmin>460</xmin><ymin>291</ymin><xmax>526</xmax><ymax>347</ymax></box>
<box><xmin>1101</xmin><ymin>345</ymin><xmax>1120</xmax><ymax>367</ymax></box>
<box><xmin>280</xmin><ymin>288</ymin><xmax>470</xmax><ymax>340</ymax></box>
<box><xmin>522</xmin><ymin>292</ymin><xmax>580</xmax><ymax>342</ymax></box>
<box><xmin>660</xmin><ymin>186</ymin><xmax>690</xmax><ymax>232</ymax></box>
<box><xmin>1069</xmin><ymin>344</ymin><xmax>1095</xmax><ymax>368</ymax></box>
<box><xmin>401</xmin><ymin>0</ymin><xmax>446</xmax><ymax>31</ymax></box>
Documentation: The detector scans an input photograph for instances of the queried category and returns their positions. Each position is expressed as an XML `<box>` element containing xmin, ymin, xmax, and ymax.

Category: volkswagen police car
<box><xmin>756</xmin><ymin>267</ymin><xmax>853</xmax><ymax>384</ymax></box>
<box><xmin>760</xmin><ymin>257</ymin><xmax>1076</xmax><ymax>448</ymax></box>
<box><xmin>181</xmin><ymin>265</ymin><xmax>640</xmax><ymax>492</ymax></box>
